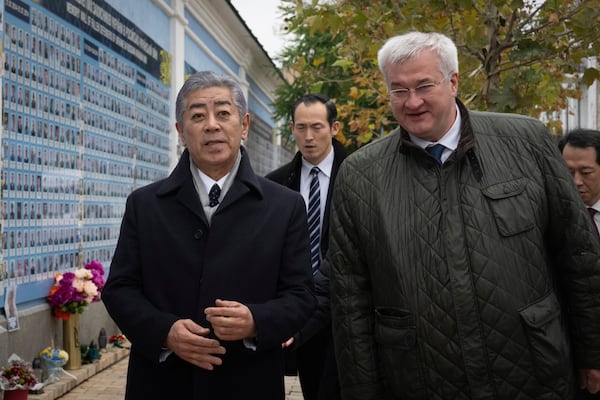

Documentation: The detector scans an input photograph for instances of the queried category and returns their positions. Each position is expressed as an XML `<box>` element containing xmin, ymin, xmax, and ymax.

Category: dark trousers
<box><xmin>296</xmin><ymin>328</ymin><xmax>340</xmax><ymax>400</ymax></box>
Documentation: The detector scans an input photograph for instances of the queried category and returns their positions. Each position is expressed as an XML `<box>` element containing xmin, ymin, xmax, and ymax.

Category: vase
<box><xmin>41</xmin><ymin>356</ymin><xmax>67</xmax><ymax>383</ymax></box>
<box><xmin>63</xmin><ymin>313</ymin><xmax>81</xmax><ymax>370</ymax></box>
<box><xmin>3</xmin><ymin>389</ymin><xmax>28</xmax><ymax>400</ymax></box>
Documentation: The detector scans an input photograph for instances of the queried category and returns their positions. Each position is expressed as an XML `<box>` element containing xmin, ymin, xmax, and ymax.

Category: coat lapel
<box><xmin>212</xmin><ymin>147</ymin><xmax>263</xmax><ymax>212</ymax></box>
<box><xmin>156</xmin><ymin>149</ymin><xmax>207</xmax><ymax>224</ymax></box>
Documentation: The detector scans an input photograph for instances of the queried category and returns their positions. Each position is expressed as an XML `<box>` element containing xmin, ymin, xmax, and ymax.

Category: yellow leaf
<box><xmin>312</xmin><ymin>56</ymin><xmax>325</xmax><ymax>66</ymax></box>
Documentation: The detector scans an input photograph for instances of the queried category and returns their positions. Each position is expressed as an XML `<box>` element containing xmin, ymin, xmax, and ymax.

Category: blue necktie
<box><xmin>426</xmin><ymin>144</ymin><xmax>445</xmax><ymax>164</ymax></box>
<box><xmin>307</xmin><ymin>167</ymin><xmax>321</xmax><ymax>275</ymax></box>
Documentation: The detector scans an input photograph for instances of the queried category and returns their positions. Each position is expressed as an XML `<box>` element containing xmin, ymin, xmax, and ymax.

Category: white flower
<box><xmin>82</xmin><ymin>281</ymin><xmax>98</xmax><ymax>302</ymax></box>
<box><xmin>74</xmin><ymin>268</ymin><xmax>92</xmax><ymax>280</ymax></box>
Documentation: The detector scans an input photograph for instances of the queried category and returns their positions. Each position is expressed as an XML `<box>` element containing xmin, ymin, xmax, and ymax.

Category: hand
<box><xmin>580</xmin><ymin>368</ymin><xmax>600</xmax><ymax>394</ymax></box>
<box><xmin>282</xmin><ymin>337</ymin><xmax>295</xmax><ymax>348</ymax></box>
<box><xmin>205</xmin><ymin>299</ymin><xmax>257</xmax><ymax>341</ymax></box>
<box><xmin>165</xmin><ymin>319</ymin><xmax>226</xmax><ymax>371</ymax></box>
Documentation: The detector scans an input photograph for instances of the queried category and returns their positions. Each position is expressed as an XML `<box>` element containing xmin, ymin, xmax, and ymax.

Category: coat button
<box><xmin>193</xmin><ymin>229</ymin><xmax>203</xmax><ymax>239</ymax></box>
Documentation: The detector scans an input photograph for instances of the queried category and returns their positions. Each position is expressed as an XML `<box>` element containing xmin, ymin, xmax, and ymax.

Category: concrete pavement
<box><xmin>27</xmin><ymin>347</ymin><xmax>304</xmax><ymax>399</ymax></box>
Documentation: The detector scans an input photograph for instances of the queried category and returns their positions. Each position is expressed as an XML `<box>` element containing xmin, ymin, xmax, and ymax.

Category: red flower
<box><xmin>0</xmin><ymin>356</ymin><xmax>38</xmax><ymax>390</ymax></box>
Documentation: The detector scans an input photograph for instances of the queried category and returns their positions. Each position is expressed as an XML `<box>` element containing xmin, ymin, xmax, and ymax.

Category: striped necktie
<box><xmin>307</xmin><ymin>167</ymin><xmax>321</xmax><ymax>275</ymax></box>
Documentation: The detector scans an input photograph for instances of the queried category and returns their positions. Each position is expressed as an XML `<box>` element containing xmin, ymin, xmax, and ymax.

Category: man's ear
<box><xmin>175</xmin><ymin>122</ymin><xmax>186</xmax><ymax>147</ymax></box>
<box><xmin>241</xmin><ymin>113</ymin><xmax>251</xmax><ymax>141</ymax></box>
<box><xmin>331</xmin><ymin>120</ymin><xmax>340</xmax><ymax>137</ymax></box>
<box><xmin>449</xmin><ymin>72</ymin><xmax>459</xmax><ymax>94</ymax></box>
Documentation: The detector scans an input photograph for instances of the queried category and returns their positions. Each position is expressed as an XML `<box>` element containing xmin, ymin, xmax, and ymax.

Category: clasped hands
<box><xmin>165</xmin><ymin>299</ymin><xmax>256</xmax><ymax>371</ymax></box>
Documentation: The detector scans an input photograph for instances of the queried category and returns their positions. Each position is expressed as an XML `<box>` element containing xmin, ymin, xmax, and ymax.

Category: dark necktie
<box><xmin>426</xmin><ymin>144</ymin><xmax>445</xmax><ymax>164</ymax></box>
<box><xmin>588</xmin><ymin>208</ymin><xmax>600</xmax><ymax>237</ymax></box>
<box><xmin>208</xmin><ymin>184</ymin><xmax>221</xmax><ymax>207</ymax></box>
<box><xmin>307</xmin><ymin>167</ymin><xmax>321</xmax><ymax>275</ymax></box>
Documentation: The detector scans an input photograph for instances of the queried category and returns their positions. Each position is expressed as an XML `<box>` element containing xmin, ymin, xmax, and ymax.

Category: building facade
<box><xmin>562</xmin><ymin>57</ymin><xmax>599</xmax><ymax>132</ymax></box>
<box><xmin>542</xmin><ymin>57</ymin><xmax>599</xmax><ymax>133</ymax></box>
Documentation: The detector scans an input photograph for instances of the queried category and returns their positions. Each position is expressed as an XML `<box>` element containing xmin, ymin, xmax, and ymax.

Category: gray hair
<box><xmin>377</xmin><ymin>32</ymin><xmax>459</xmax><ymax>85</ymax></box>
<box><xmin>175</xmin><ymin>71</ymin><xmax>248</xmax><ymax>125</ymax></box>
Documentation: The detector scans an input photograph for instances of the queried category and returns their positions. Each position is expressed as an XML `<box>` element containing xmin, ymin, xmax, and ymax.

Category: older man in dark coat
<box><xmin>102</xmin><ymin>71</ymin><xmax>316</xmax><ymax>399</ymax></box>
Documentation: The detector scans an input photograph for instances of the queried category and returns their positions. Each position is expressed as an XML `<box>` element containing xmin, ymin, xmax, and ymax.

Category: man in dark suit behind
<box><xmin>559</xmin><ymin>128</ymin><xmax>600</xmax><ymax>240</ymax></box>
<box><xmin>559</xmin><ymin>128</ymin><xmax>600</xmax><ymax>399</ymax></box>
<box><xmin>266</xmin><ymin>93</ymin><xmax>348</xmax><ymax>400</ymax></box>
<box><xmin>102</xmin><ymin>71</ymin><xmax>316</xmax><ymax>399</ymax></box>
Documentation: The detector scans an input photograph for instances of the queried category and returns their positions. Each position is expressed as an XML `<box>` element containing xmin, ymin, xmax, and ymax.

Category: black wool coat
<box><xmin>102</xmin><ymin>147</ymin><xmax>317</xmax><ymax>399</ymax></box>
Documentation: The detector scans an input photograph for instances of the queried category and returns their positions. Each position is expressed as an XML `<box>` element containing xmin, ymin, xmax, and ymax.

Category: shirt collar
<box><xmin>301</xmin><ymin>145</ymin><xmax>334</xmax><ymax>179</ymax></box>
<box><xmin>590</xmin><ymin>200</ymin><xmax>600</xmax><ymax>213</ymax></box>
<box><xmin>196</xmin><ymin>151</ymin><xmax>241</xmax><ymax>194</ymax></box>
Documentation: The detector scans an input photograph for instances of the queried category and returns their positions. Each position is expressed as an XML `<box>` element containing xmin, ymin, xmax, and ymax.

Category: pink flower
<box><xmin>47</xmin><ymin>261</ymin><xmax>105</xmax><ymax>320</ymax></box>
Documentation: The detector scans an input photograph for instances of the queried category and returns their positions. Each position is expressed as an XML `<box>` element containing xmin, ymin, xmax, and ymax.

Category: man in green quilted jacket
<box><xmin>328</xmin><ymin>31</ymin><xmax>600</xmax><ymax>400</ymax></box>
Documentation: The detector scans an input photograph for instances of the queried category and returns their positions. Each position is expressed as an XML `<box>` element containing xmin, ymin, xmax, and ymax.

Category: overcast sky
<box><xmin>230</xmin><ymin>0</ymin><xmax>287</xmax><ymax>60</ymax></box>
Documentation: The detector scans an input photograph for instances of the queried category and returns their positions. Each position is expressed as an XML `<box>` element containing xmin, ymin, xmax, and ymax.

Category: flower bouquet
<box><xmin>0</xmin><ymin>353</ymin><xmax>44</xmax><ymax>392</ymax></box>
<box><xmin>39</xmin><ymin>347</ymin><xmax>69</xmax><ymax>383</ymax></box>
<box><xmin>47</xmin><ymin>260</ymin><xmax>105</xmax><ymax>320</ymax></box>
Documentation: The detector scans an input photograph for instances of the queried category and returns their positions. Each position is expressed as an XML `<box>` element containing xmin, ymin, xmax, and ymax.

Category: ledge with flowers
<box><xmin>25</xmin><ymin>342</ymin><xmax>130</xmax><ymax>400</ymax></box>
<box><xmin>0</xmin><ymin>261</ymin><xmax>129</xmax><ymax>400</ymax></box>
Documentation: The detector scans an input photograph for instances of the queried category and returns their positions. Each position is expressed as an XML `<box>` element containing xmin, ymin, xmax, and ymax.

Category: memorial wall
<box><xmin>0</xmin><ymin>0</ymin><xmax>172</xmax><ymax>325</ymax></box>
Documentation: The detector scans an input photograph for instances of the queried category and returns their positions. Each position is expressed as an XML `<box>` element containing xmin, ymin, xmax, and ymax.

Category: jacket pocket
<box><xmin>519</xmin><ymin>292</ymin><xmax>569</xmax><ymax>380</ymax></box>
<box><xmin>374</xmin><ymin>308</ymin><xmax>424</xmax><ymax>397</ymax></box>
<box><xmin>481</xmin><ymin>178</ymin><xmax>534</xmax><ymax>236</ymax></box>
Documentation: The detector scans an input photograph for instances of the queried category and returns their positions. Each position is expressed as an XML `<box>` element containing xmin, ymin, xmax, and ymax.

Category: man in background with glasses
<box><xmin>328</xmin><ymin>31</ymin><xmax>600</xmax><ymax>400</ymax></box>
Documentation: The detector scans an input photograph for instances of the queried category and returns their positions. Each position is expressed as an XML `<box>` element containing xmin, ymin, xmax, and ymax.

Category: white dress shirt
<box><xmin>409</xmin><ymin>104</ymin><xmax>462</xmax><ymax>164</ymax></box>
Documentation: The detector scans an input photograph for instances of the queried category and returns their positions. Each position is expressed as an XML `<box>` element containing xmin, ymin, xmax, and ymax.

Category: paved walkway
<box><xmin>49</xmin><ymin>353</ymin><xmax>304</xmax><ymax>399</ymax></box>
<box><xmin>55</xmin><ymin>356</ymin><xmax>128</xmax><ymax>399</ymax></box>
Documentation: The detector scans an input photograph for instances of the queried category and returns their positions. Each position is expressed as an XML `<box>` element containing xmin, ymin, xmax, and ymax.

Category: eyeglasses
<box><xmin>389</xmin><ymin>80</ymin><xmax>444</xmax><ymax>101</ymax></box>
